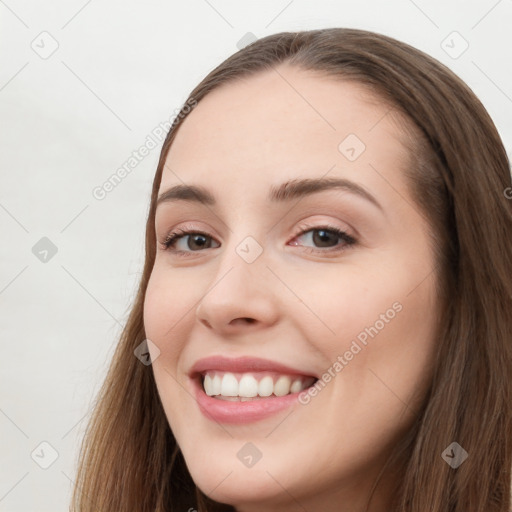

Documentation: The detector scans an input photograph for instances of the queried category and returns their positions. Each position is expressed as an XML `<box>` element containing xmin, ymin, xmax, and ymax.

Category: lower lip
<box><xmin>192</xmin><ymin>377</ymin><xmax>307</xmax><ymax>425</ymax></box>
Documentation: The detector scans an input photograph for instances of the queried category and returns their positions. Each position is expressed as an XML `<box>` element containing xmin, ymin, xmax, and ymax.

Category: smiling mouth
<box><xmin>199</xmin><ymin>371</ymin><xmax>318</xmax><ymax>401</ymax></box>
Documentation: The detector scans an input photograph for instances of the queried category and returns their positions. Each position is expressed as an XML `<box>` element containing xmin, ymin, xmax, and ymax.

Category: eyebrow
<box><xmin>156</xmin><ymin>177</ymin><xmax>383</xmax><ymax>211</ymax></box>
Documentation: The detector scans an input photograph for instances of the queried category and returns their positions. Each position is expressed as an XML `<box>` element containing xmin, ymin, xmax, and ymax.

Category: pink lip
<box><xmin>189</xmin><ymin>355</ymin><xmax>317</xmax><ymax>378</ymax></box>
<box><xmin>188</xmin><ymin>355</ymin><xmax>317</xmax><ymax>425</ymax></box>
<box><xmin>191</xmin><ymin>377</ymin><xmax>308</xmax><ymax>425</ymax></box>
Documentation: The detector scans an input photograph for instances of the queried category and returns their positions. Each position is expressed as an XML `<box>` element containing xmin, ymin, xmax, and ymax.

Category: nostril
<box><xmin>230</xmin><ymin>318</ymin><xmax>256</xmax><ymax>326</ymax></box>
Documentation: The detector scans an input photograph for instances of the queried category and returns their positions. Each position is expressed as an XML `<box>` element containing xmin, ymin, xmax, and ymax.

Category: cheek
<box><xmin>143</xmin><ymin>270</ymin><xmax>193</xmax><ymax>438</ymax></box>
<box><xmin>295</xmin><ymin>261</ymin><xmax>438</xmax><ymax>415</ymax></box>
<box><xmin>143</xmin><ymin>267</ymin><xmax>195</xmax><ymax>361</ymax></box>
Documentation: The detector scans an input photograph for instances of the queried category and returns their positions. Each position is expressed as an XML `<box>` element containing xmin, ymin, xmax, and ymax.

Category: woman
<box><xmin>70</xmin><ymin>28</ymin><xmax>512</xmax><ymax>511</ymax></box>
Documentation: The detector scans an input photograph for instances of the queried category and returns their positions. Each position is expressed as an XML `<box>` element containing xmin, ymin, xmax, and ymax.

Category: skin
<box><xmin>143</xmin><ymin>64</ymin><xmax>440</xmax><ymax>512</ymax></box>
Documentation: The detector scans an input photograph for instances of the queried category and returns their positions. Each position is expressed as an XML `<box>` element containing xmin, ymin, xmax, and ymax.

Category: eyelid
<box><xmin>291</xmin><ymin>220</ymin><xmax>354</xmax><ymax>241</ymax></box>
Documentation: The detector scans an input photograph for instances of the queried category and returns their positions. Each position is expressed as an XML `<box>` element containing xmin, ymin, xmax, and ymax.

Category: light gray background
<box><xmin>1</xmin><ymin>1</ymin><xmax>511</xmax><ymax>510</ymax></box>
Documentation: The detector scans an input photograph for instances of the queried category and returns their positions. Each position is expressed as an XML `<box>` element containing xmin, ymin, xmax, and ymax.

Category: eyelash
<box><xmin>160</xmin><ymin>223</ymin><xmax>357</xmax><ymax>258</ymax></box>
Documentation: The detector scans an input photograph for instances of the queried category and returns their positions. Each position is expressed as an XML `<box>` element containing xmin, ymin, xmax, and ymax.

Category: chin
<box><xmin>181</xmin><ymin>444</ymin><xmax>304</xmax><ymax>508</ymax></box>
<box><xmin>191</xmin><ymin>466</ymin><xmax>285</xmax><ymax>506</ymax></box>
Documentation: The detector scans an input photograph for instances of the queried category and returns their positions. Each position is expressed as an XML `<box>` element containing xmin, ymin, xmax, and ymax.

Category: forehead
<box><xmin>161</xmin><ymin>65</ymin><xmax>411</xmax><ymax>208</ymax></box>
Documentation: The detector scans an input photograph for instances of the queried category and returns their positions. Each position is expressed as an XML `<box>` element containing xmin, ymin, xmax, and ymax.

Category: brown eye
<box><xmin>162</xmin><ymin>229</ymin><xmax>220</xmax><ymax>254</ymax></box>
<box><xmin>290</xmin><ymin>225</ymin><xmax>356</xmax><ymax>254</ymax></box>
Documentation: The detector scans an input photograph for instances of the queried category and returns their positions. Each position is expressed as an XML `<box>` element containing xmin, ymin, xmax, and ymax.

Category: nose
<box><xmin>195</xmin><ymin>243</ymin><xmax>280</xmax><ymax>335</ymax></box>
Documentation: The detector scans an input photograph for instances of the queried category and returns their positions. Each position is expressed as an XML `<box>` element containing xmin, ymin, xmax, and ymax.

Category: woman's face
<box><xmin>144</xmin><ymin>65</ymin><xmax>440</xmax><ymax>512</ymax></box>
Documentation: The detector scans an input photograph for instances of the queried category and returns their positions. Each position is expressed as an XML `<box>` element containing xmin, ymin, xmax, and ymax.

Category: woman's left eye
<box><xmin>160</xmin><ymin>224</ymin><xmax>356</xmax><ymax>257</ymax></box>
<box><xmin>291</xmin><ymin>224</ymin><xmax>357</xmax><ymax>254</ymax></box>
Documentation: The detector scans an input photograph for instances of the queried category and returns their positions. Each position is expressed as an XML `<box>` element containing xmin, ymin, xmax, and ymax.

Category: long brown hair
<box><xmin>70</xmin><ymin>28</ymin><xmax>512</xmax><ymax>511</ymax></box>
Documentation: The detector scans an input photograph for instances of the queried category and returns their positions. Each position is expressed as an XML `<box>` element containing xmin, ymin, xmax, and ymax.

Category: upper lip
<box><xmin>189</xmin><ymin>355</ymin><xmax>318</xmax><ymax>378</ymax></box>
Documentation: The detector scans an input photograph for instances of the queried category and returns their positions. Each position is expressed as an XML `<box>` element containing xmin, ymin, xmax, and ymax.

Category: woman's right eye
<box><xmin>161</xmin><ymin>229</ymin><xmax>220</xmax><ymax>256</ymax></box>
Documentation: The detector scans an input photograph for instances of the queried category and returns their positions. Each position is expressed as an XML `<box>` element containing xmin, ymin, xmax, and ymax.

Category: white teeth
<box><xmin>216</xmin><ymin>395</ymin><xmax>241</xmax><ymax>401</ymax></box>
<box><xmin>274</xmin><ymin>376</ymin><xmax>291</xmax><ymax>396</ymax></box>
<box><xmin>211</xmin><ymin>374</ymin><xmax>221</xmax><ymax>395</ymax></box>
<box><xmin>220</xmin><ymin>373</ymin><xmax>239</xmax><ymax>396</ymax></box>
<box><xmin>258</xmin><ymin>376</ymin><xmax>274</xmax><ymax>397</ymax></box>
<box><xmin>204</xmin><ymin>374</ymin><xmax>214</xmax><ymax>396</ymax></box>
<box><xmin>238</xmin><ymin>374</ymin><xmax>258</xmax><ymax>397</ymax></box>
<box><xmin>290</xmin><ymin>378</ymin><xmax>302</xmax><ymax>394</ymax></box>
<box><xmin>202</xmin><ymin>371</ymin><xmax>315</xmax><ymax>399</ymax></box>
